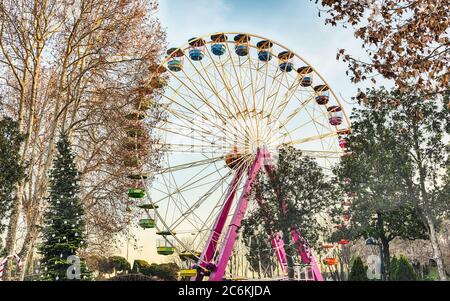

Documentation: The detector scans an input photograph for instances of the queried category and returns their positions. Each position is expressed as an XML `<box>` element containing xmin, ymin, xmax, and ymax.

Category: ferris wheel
<box><xmin>125</xmin><ymin>32</ymin><xmax>351</xmax><ymax>281</ymax></box>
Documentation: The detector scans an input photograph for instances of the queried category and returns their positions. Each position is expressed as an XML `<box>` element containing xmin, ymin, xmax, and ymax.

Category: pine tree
<box><xmin>389</xmin><ymin>256</ymin><xmax>399</xmax><ymax>280</ymax></box>
<box><xmin>38</xmin><ymin>133</ymin><xmax>91</xmax><ymax>281</ymax></box>
<box><xmin>391</xmin><ymin>255</ymin><xmax>418</xmax><ymax>281</ymax></box>
<box><xmin>348</xmin><ymin>257</ymin><xmax>369</xmax><ymax>281</ymax></box>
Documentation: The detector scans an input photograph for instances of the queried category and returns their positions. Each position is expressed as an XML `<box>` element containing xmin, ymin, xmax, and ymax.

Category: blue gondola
<box><xmin>168</xmin><ymin>60</ymin><xmax>182</xmax><ymax>72</ymax></box>
<box><xmin>211</xmin><ymin>43</ymin><xmax>226</xmax><ymax>56</ymax></box>
<box><xmin>188</xmin><ymin>38</ymin><xmax>206</xmax><ymax>61</ymax></box>
<box><xmin>166</xmin><ymin>47</ymin><xmax>184</xmax><ymax>72</ymax></box>
<box><xmin>189</xmin><ymin>49</ymin><xmax>204</xmax><ymax>61</ymax></box>
<box><xmin>234</xmin><ymin>34</ymin><xmax>250</xmax><ymax>57</ymax></box>
<box><xmin>235</xmin><ymin>45</ymin><xmax>249</xmax><ymax>56</ymax></box>
<box><xmin>280</xmin><ymin>62</ymin><xmax>293</xmax><ymax>72</ymax></box>
<box><xmin>258</xmin><ymin>51</ymin><xmax>272</xmax><ymax>62</ymax></box>
<box><xmin>298</xmin><ymin>66</ymin><xmax>313</xmax><ymax>87</ymax></box>
<box><xmin>300</xmin><ymin>76</ymin><xmax>312</xmax><ymax>87</ymax></box>
<box><xmin>257</xmin><ymin>40</ymin><xmax>273</xmax><ymax>62</ymax></box>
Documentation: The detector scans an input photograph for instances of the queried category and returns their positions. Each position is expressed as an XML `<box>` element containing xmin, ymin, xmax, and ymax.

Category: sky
<box><xmin>120</xmin><ymin>0</ymin><xmax>381</xmax><ymax>265</ymax></box>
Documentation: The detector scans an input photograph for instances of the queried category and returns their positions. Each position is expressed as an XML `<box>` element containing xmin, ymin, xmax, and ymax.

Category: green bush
<box><xmin>348</xmin><ymin>256</ymin><xmax>369</xmax><ymax>281</ymax></box>
<box><xmin>132</xmin><ymin>259</ymin><xmax>151</xmax><ymax>274</ymax></box>
<box><xmin>109</xmin><ymin>256</ymin><xmax>130</xmax><ymax>274</ymax></box>
<box><xmin>390</xmin><ymin>255</ymin><xmax>417</xmax><ymax>281</ymax></box>
<box><xmin>141</xmin><ymin>263</ymin><xmax>179</xmax><ymax>281</ymax></box>
<box><xmin>389</xmin><ymin>256</ymin><xmax>399</xmax><ymax>280</ymax></box>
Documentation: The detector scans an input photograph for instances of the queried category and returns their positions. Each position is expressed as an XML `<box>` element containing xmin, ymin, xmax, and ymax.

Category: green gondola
<box><xmin>128</xmin><ymin>188</ymin><xmax>145</xmax><ymax>198</ymax></box>
<box><xmin>125</xmin><ymin>111</ymin><xmax>146</xmax><ymax>121</ymax></box>
<box><xmin>137</xmin><ymin>99</ymin><xmax>152</xmax><ymax>111</ymax></box>
<box><xmin>139</xmin><ymin>218</ymin><xmax>156</xmax><ymax>229</ymax></box>
<box><xmin>179</xmin><ymin>251</ymin><xmax>201</xmax><ymax>261</ymax></box>
<box><xmin>126</xmin><ymin>127</ymin><xmax>145</xmax><ymax>138</ymax></box>
<box><xmin>127</xmin><ymin>173</ymin><xmax>149</xmax><ymax>180</ymax></box>
<box><xmin>157</xmin><ymin>246</ymin><xmax>175</xmax><ymax>256</ymax></box>
<box><xmin>156</xmin><ymin>230</ymin><xmax>175</xmax><ymax>236</ymax></box>
<box><xmin>123</xmin><ymin>156</ymin><xmax>140</xmax><ymax>168</ymax></box>
<box><xmin>151</xmin><ymin>76</ymin><xmax>167</xmax><ymax>89</ymax></box>
<box><xmin>138</xmin><ymin>203</ymin><xmax>158</xmax><ymax>210</ymax></box>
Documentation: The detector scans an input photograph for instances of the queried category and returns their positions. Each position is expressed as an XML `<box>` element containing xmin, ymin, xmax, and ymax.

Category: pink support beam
<box><xmin>291</xmin><ymin>230</ymin><xmax>324</xmax><ymax>281</ymax></box>
<box><xmin>255</xmin><ymin>191</ymin><xmax>288</xmax><ymax>274</ymax></box>
<box><xmin>208</xmin><ymin>149</ymin><xmax>265</xmax><ymax>281</ymax></box>
<box><xmin>193</xmin><ymin>167</ymin><xmax>244</xmax><ymax>281</ymax></box>
<box><xmin>263</xmin><ymin>151</ymin><xmax>324</xmax><ymax>281</ymax></box>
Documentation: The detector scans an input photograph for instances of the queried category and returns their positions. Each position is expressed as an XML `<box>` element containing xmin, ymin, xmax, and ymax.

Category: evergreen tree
<box><xmin>389</xmin><ymin>256</ymin><xmax>399</xmax><ymax>280</ymax></box>
<box><xmin>391</xmin><ymin>255</ymin><xmax>418</xmax><ymax>281</ymax></box>
<box><xmin>38</xmin><ymin>133</ymin><xmax>91</xmax><ymax>281</ymax></box>
<box><xmin>348</xmin><ymin>257</ymin><xmax>369</xmax><ymax>281</ymax></box>
<box><xmin>0</xmin><ymin>117</ymin><xmax>25</xmax><ymax>235</ymax></box>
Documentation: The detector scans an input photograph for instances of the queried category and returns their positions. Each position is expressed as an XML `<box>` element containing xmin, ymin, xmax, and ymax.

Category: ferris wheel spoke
<box><xmin>153</xmin><ymin>155</ymin><xmax>226</xmax><ymax>174</ymax></box>
<box><xmin>161</xmin><ymin>88</ymin><xmax>246</xmax><ymax>144</ymax></box>
<box><xmin>223</xmin><ymin>42</ymin><xmax>258</xmax><ymax>139</ymax></box>
<box><xmin>273</xmin><ymin>93</ymin><xmax>316</xmax><ymax>131</ymax></box>
<box><xmin>177</xmin><ymin>55</ymin><xmax>253</xmax><ymax>145</ymax></box>
<box><xmin>168</xmin><ymin>153</ymin><xmax>253</xmax><ymax>231</ymax></box>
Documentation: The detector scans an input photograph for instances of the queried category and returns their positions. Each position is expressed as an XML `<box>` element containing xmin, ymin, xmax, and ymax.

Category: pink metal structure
<box><xmin>194</xmin><ymin>147</ymin><xmax>324</xmax><ymax>281</ymax></box>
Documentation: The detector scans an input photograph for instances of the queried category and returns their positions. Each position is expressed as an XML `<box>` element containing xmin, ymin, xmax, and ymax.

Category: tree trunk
<box><xmin>281</xmin><ymin>229</ymin><xmax>295</xmax><ymax>279</ymax></box>
<box><xmin>424</xmin><ymin>214</ymin><xmax>446</xmax><ymax>280</ymax></box>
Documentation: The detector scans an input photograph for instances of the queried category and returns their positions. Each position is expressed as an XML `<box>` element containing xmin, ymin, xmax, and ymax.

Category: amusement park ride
<box><xmin>124</xmin><ymin>33</ymin><xmax>353</xmax><ymax>281</ymax></box>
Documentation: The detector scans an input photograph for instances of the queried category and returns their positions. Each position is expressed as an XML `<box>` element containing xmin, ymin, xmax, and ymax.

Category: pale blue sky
<box><xmin>157</xmin><ymin>0</ymin><xmax>379</xmax><ymax>113</ymax></box>
<box><xmin>122</xmin><ymin>0</ymin><xmax>382</xmax><ymax>264</ymax></box>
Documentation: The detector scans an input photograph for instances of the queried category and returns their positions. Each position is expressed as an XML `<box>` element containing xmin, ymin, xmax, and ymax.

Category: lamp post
<box><xmin>365</xmin><ymin>237</ymin><xmax>384</xmax><ymax>280</ymax></box>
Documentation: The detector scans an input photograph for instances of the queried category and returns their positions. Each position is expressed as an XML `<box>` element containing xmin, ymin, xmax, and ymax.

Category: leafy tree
<box><xmin>315</xmin><ymin>0</ymin><xmax>449</xmax><ymax>94</ymax></box>
<box><xmin>244</xmin><ymin>146</ymin><xmax>340</xmax><ymax>279</ymax></box>
<box><xmin>391</xmin><ymin>255</ymin><xmax>418</xmax><ymax>281</ymax></box>
<box><xmin>0</xmin><ymin>117</ymin><xmax>25</xmax><ymax>234</ymax></box>
<box><xmin>84</xmin><ymin>254</ymin><xmax>114</xmax><ymax>279</ymax></box>
<box><xmin>348</xmin><ymin>257</ymin><xmax>369</xmax><ymax>281</ymax></box>
<box><xmin>241</xmin><ymin>221</ymin><xmax>276</xmax><ymax>279</ymax></box>
<box><xmin>38</xmin><ymin>133</ymin><xmax>91</xmax><ymax>281</ymax></box>
<box><xmin>334</xmin><ymin>87</ymin><xmax>448</xmax><ymax>280</ymax></box>
<box><xmin>109</xmin><ymin>256</ymin><xmax>130</xmax><ymax>275</ymax></box>
<box><xmin>132</xmin><ymin>259</ymin><xmax>151</xmax><ymax>274</ymax></box>
<box><xmin>389</xmin><ymin>256</ymin><xmax>399</xmax><ymax>280</ymax></box>
<box><xmin>142</xmin><ymin>263</ymin><xmax>179</xmax><ymax>281</ymax></box>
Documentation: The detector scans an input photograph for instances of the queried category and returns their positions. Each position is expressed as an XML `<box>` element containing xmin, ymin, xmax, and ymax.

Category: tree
<box><xmin>243</xmin><ymin>146</ymin><xmax>340</xmax><ymax>279</ymax></box>
<box><xmin>38</xmin><ymin>133</ymin><xmax>91</xmax><ymax>281</ymax></box>
<box><xmin>0</xmin><ymin>0</ymin><xmax>166</xmax><ymax>279</ymax></box>
<box><xmin>389</xmin><ymin>256</ymin><xmax>399</xmax><ymax>280</ymax></box>
<box><xmin>109</xmin><ymin>256</ymin><xmax>130</xmax><ymax>275</ymax></box>
<box><xmin>132</xmin><ymin>259</ymin><xmax>151</xmax><ymax>274</ymax></box>
<box><xmin>335</xmin><ymin>87</ymin><xmax>449</xmax><ymax>280</ymax></box>
<box><xmin>141</xmin><ymin>263</ymin><xmax>179</xmax><ymax>281</ymax></box>
<box><xmin>0</xmin><ymin>117</ymin><xmax>25</xmax><ymax>234</ymax></box>
<box><xmin>391</xmin><ymin>255</ymin><xmax>418</xmax><ymax>281</ymax></box>
<box><xmin>348</xmin><ymin>256</ymin><xmax>369</xmax><ymax>281</ymax></box>
<box><xmin>241</xmin><ymin>220</ymin><xmax>277</xmax><ymax>279</ymax></box>
<box><xmin>315</xmin><ymin>0</ymin><xmax>449</xmax><ymax>94</ymax></box>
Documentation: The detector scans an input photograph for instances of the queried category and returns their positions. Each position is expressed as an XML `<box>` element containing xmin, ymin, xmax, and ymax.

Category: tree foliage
<box><xmin>390</xmin><ymin>255</ymin><xmax>418</xmax><ymax>281</ymax></box>
<box><xmin>109</xmin><ymin>256</ymin><xmax>131</xmax><ymax>275</ymax></box>
<box><xmin>141</xmin><ymin>263</ymin><xmax>179</xmax><ymax>281</ymax></box>
<box><xmin>243</xmin><ymin>146</ymin><xmax>340</xmax><ymax>278</ymax></box>
<box><xmin>39</xmin><ymin>133</ymin><xmax>91</xmax><ymax>281</ymax></box>
<box><xmin>0</xmin><ymin>117</ymin><xmax>25</xmax><ymax>234</ymax></box>
<box><xmin>0</xmin><ymin>1</ymin><xmax>166</xmax><ymax>278</ymax></box>
<box><xmin>334</xmin><ymin>87</ymin><xmax>449</xmax><ymax>280</ymax></box>
<box><xmin>315</xmin><ymin>0</ymin><xmax>449</xmax><ymax>94</ymax></box>
<box><xmin>348</xmin><ymin>256</ymin><xmax>369</xmax><ymax>281</ymax></box>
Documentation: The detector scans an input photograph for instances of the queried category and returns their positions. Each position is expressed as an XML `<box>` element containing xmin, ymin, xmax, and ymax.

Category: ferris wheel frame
<box><xmin>137</xmin><ymin>32</ymin><xmax>352</xmax><ymax>281</ymax></box>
